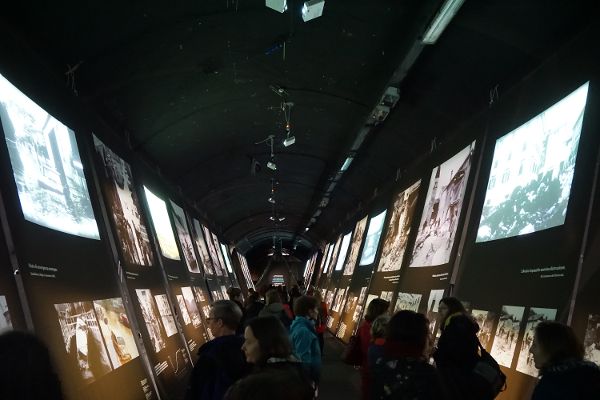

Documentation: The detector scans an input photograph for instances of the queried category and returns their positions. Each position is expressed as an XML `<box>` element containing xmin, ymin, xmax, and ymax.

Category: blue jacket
<box><xmin>290</xmin><ymin>316</ymin><xmax>321</xmax><ymax>384</ymax></box>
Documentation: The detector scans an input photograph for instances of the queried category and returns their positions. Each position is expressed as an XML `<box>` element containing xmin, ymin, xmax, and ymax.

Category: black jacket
<box><xmin>532</xmin><ymin>359</ymin><xmax>600</xmax><ymax>400</ymax></box>
<box><xmin>372</xmin><ymin>357</ymin><xmax>449</xmax><ymax>400</ymax></box>
<box><xmin>185</xmin><ymin>335</ymin><xmax>249</xmax><ymax>400</ymax></box>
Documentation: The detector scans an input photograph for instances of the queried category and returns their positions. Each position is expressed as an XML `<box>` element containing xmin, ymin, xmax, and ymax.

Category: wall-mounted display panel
<box><xmin>334</xmin><ymin>232</ymin><xmax>352</xmax><ymax>271</ymax></box>
<box><xmin>343</xmin><ymin>216</ymin><xmax>368</xmax><ymax>276</ymax></box>
<box><xmin>92</xmin><ymin>135</ymin><xmax>154</xmax><ymax>267</ymax></box>
<box><xmin>170</xmin><ymin>201</ymin><xmax>200</xmax><ymax>273</ymax></box>
<box><xmin>191</xmin><ymin>219</ymin><xmax>214</xmax><ymax>276</ymax></box>
<box><xmin>477</xmin><ymin>83</ymin><xmax>589</xmax><ymax>243</ymax></box>
<box><xmin>359</xmin><ymin>210</ymin><xmax>387</xmax><ymax>266</ymax></box>
<box><xmin>143</xmin><ymin>187</ymin><xmax>180</xmax><ymax>261</ymax></box>
<box><xmin>0</xmin><ymin>73</ymin><xmax>99</xmax><ymax>239</ymax></box>
<box><xmin>409</xmin><ymin>142</ymin><xmax>475</xmax><ymax>268</ymax></box>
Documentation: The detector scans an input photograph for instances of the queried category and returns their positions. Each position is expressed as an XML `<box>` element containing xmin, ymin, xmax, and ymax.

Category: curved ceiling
<box><xmin>1</xmin><ymin>0</ymin><xmax>597</xmax><ymax>261</ymax></box>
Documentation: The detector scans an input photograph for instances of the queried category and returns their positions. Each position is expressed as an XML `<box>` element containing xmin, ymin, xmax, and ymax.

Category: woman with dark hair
<box><xmin>433</xmin><ymin>297</ymin><xmax>480</xmax><ymax>400</ymax></box>
<box><xmin>530</xmin><ymin>321</ymin><xmax>600</xmax><ymax>400</ymax></box>
<box><xmin>356</xmin><ymin>298</ymin><xmax>390</xmax><ymax>400</ymax></box>
<box><xmin>372</xmin><ymin>310</ymin><xmax>447</xmax><ymax>400</ymax></box>
<box><xmin>233</xmin><ymin>316</ymin><xmax>313</xmax><ymax>400</ymax></box>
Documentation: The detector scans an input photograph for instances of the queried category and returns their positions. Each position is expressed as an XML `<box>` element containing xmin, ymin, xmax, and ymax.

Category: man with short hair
<box><xmin>186</xmin><ymin>300</ymin><xmax>249</xmax><ymax>400</ymax></box>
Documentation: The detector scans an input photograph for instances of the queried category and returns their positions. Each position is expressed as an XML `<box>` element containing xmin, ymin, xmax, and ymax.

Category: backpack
<box><xmin>471</xmin><ymin>341</ymin><xmax>507</xmax><ymax>399</ymax></box>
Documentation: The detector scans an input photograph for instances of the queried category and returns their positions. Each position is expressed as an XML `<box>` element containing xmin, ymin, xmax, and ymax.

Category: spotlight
<box><xmin>278</xmin><ymin>217</ymin><xmax>286</xmax><ymax>222</ymax></box>
<box><xmin>268</xmin><ymin>197</ymin><xmax>276</xmax><ymax>204</ymax></box>
<box><xmin>269</xmin><ymin>216</ymin><xmax>276</xmax><ymax>221</ymax></box>
<box><xmin>283</xmin><ymin>135</ymin><xmax>296</xmax><ymax>147</ymax></box>
<box><xmin>422</xmin><ymin>0</ymin><xmax>465</xmax><ymax>44</ymax></box>
<box><xmin>266</xmin><ymin>0</ymin><xmax>287</xmax><ymax>13</ymax></box>
<box><xmin>302</xmin><ymin>0</ymin><xmax>325</xmax><ymax>22</ymax></box>
<box><xmin>304</xmin><ymin>227</ymin><xmax>310</xmax><ymax>232</ymax></box>
<box><xmin>267</xmin><ymin>160</ymin><xmax>277</xmax><ymax>170</ymax></box>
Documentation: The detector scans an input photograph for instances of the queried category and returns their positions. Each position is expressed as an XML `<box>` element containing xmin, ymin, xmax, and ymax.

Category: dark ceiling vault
<box><xmin>1</xmin><ymin>0</ymin><xmax>597</xmax><ymax>262</ymax></box>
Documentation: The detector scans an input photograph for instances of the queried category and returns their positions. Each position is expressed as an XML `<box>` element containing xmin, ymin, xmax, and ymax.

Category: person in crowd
<box><xmin>313</xmin><ymin>291</ymin><xmax>328</xmax><ymax>355</ymax></box>
<box><xmin>0</xmin><ymin>330</ymin><xmax>64</xmax><ymax>400</ymax></box>
<box><xmin>186</xmin><ymin>300</ymin><xmax>249</xmax><ymax>400</ymax></box>
<box><xmin>290</xmin><ymin>295</ymin><xmax>322</xmax><ymax>385</ymax></box>
<box><xmin>289</xmin><ymin>285</ymin><xmax>302</xmax><ymax>312</ymax></box>
<box><xmin>367</xmin><ymin>314</ymin><xmax>390</xmax><ymax>371</ymax></box>
<box><xmin>230</xmin><ymin>316</ymin><xmax>313</xmax><ymax>400</ymax></box>
<box><xmin>226</xmin><ymin>287</ymin><xmax>246</xmax><ymax>335</ymax></box>
<box><xmin>258</xmin><ymin>289</ymin><xmax>293</xmax><ymax>329</ymax></box>
<box><xmin>243</xmin><ymin>292</ymin><xmax>264</xmax><ymax>327</ymax></box>
<box><xmin>357</xmin><ymin>298</ymin><xmax>390</xmax><ymax>400</ymax></box>
<box><xmin>223</xmin><ymin>369</ymin><xmax>313</xmax><ymax>400</ymax></box>
<box><xmin>530</xmin><ymin>321</ymin><xmax>600</xmax><ymax>400</ymax></box>
<box><xmin>432</xmin><ymin>297</ymin><xmax>480</xmax><ymax>400</ymax></box>
<box><xmin>371</xmin><ymin>310</ymin><xmax>447</xmax><ymax>400</ymax></box>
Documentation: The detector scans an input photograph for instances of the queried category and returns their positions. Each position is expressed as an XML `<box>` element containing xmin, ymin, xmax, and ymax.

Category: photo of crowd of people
<box><xmin>154</xmin><ymin>294</ymin><xmax>178</xmax><ymax>337</ymax></box>
<box><xmin>393</xmin><ymin>292</ymin><xmax>422</xmax><ymax>313</ymax></box>
<box><xmin>491</xmin><ymin>305</ymin><xmax>525</xmax><ymax>368</ymax></box>
<box><xmin>583</xmin><ymin>314</ymin><xmax>600</xmax><ymax>366</ymax></box>
<box><xmin>516</xmin><ymin>307</ymin><xmax>557</xmax><ymax>376</ymax></box>
<box><xmin>93</xmin><ymin>298</ymin><xmax>139</xmax><ymax>369</ymax></box>
<box><xmin>471</xmin><ymin>309</ymin><xmax>496</xmax><ymax>350</ymax></box>
<box><xmin>135</xmin><ymin>289</ymin><xmax>166</xmax><ymax>353</ymax></box>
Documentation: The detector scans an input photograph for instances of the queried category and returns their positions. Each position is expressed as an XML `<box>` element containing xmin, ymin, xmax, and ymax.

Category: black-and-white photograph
<box><xmin>325</xmin><ymin>290</ymin><xmax>335</xmax><ymax>307</ymax></box>
<box><xmin>154</xmin><ymin>294</ymin><xmax>178</xmax><ymax>337</ymax></box>
<box><xmin>212</xmin><ymin>233</ymin><xmax>228</xmax><ymax>275</ymax></box>
<box><xmin>220</xmin><ymin>243</ymin><xmax>233</xmax><ymax>273</ymax></box>
<box><xmin>193</xmin><ymin>286</ymin><xmax>208</xmax><ymax>304</ymax></box>
<box><xmin>471</xmin><ymin>309</ymin><xmax>496</xmax><ymax>351</ymax></box>
<box><xmin>93</xmin><ymin>136</ymin><xmax>154</xmax><ymax>266</ymax></box>
<box><xmin>380</xmin><ymin>291</ymin><xmax>394</xmax><ymax>302</ymax></box>
<box><xmin>490</xmin><ymin>305</ymin><xmax>525</xmax><ymax>368</ymax></box>
<box><xmin>409</xmin><ymin>142</ymin><xmax>475</xmax><ymax>267</ymax></box>
<box><xmin>93</xmin><ymin>298</ymin><xmax>139</xmax><ymax>369</ymax></box>
<box><xmin>359</xmin><ymin>210</ymin><xmax>387</xmax><ymax>266</ymax></box>
<box><xmin>192</xmin><ymin>219</ymin><xmax>214</xmax><ymax>275</ymax></box>
<box><xmin>343</xmin><ymin>295</ymin><xmax>357</xmax><ymax>316</ymax></box>
<box><xmin>584</xmin><ymin>314</ymin><xmax>600</xmax><ymax>366</ymax></box>
<box><xmin>135</xmin><ymin>289</ymin><xmax>166</xmax><ymax>353</ymax></box>
<box><xmin>181</xmin><ymin>287</ymin><xmax>203</xmax><ymax>329</ymax></box>
<box><xmin>212</xmin><ymin>290</ymin><xmax>222</xmax><ymax>301</ymax></box>
<box><xmin>143</xmin><ymin>187</ymin><xmax>180</xmax><ymax>260</ymax></box>
<box><xmin>334</xmin><ymin>232</ymin><xmax>353</xmax><ymax>272</ymax></box>
<box><xmin>176</xmin><ymin>295</ymin><xmax>192</xmax><ymax>325</ymax></box>
<box><xmin>426</xmin><ymin>289</ymin><xmax>445</xmax><ymax>334</ymax></box>
<box><xmin>343</xmin><ymin>217</ymin><xmax>368</xmax><ymax>276</ymax></box>
<box><xmin>0</xmin><ymin>295</ymin><xmax>11</xmax><ymax>330</ymax></box>
<box><xmin>0</xmin><ymin>73</ymin><xmax>99</xmax><ymax>239</ymax></box>
<box><xmin>516</xmin><ymin>307</ymin><xmax>557</xmax><ymax>376</ymax></box>
<box><xmin>477</xmin><ymin>83</ymin><xmax>589</xmax><ymax>242</ymax></box>
<box><xmin>358</xmin><ymin>287</ymin><xmax>368</xmax><ymax>305</ymax></box>
<box><xmin>326</xmin><ymin>236</ymin><xmax>342</xmax><ymax>276</ymax></box>
<box><xmin>202</xmin><ymin>305</ymin><xmax>211</xmax><ymax>319</ymax></box>
<box><xmin>378</xmin><ymin>180</ymin><xmax>421</xmax><ymax>272</ymax></box>
<box><xmin>54</xmin><ymin>301</ymin><xmax>112</xmax><ymax>383</ymax></box>
<box><xmin>170</xmin><ymin>201</ymin><xmax>200</xmax><ymax>273</ymax></box>
<box><xmin>393</xmin><ymin>292</ymin><xmax>422</xmax><ymax>313</ymax></box>
<box><xmin>238</xmin><ymin>253</ymin><xmax>255</xmax><ymax>290</ymax></box>
<box><xmin>352</xmin><ymin>304</ymin><xmax>364</xmax><ymax>323</ymax></box>
<box><xmin>336</xmin><ymin>322</ymin><xmax>347</xmax><ymax>339</ymax></box>
<box><xmin>220</xmin><ymin>286</ymin><xmax>228</xmax><ymax>301</ymax></box>
<box><xmin>203</xmin><ymin>226</ymin><xmax>223</xmax><ymax>276</ymax></box>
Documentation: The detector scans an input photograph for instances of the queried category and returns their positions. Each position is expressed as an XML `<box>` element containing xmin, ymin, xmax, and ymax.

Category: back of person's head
<box><xmin>439</xmin><ymin>297</ymin><xmax>466</xmax><ymax>315</ymax></box>
<box><xmin>293</xmin><ymin>296</ymin><xmax>318</xmax><ymax>317</ymax></box>
<box><xmin>386</xmin><ymin>310</ymin><xmax>429</xmax><ymax>353</ymax></box>
<box><xmin>227</xmin><ymin>287</ymin><xmax>242</xmax><ymax>301</ymax></box>
<box><xmin>365</xmin><ymin>298</ymin><xmax>390</xmax><ymax>322</ymax></box>
<box><xmin>534</xmin><ymin>321</ymin><xmax>584</xmax><ymax>365</ymax></box>
<box><xmin>225</xmin><ymin>369</ymin><xmax>313</xmax><ymax>400</ymax></box>
<box><xmin>212</xmin><ymin>300</ymin><xmax>243</xmax><ymax>330</ymax></box>
<box><xmin>313</xmin><ymin>290</ymin><xmax>323</xmax><ymax>303</ymax></box>
<box><xmin>245</xmin><ymin>292</ymin><xmax>261</xmax><ymax>307</ymax></box>
<box><xmin>0</xmin><ymin>330</ymin><xmax>63</xmax><ymax>400</ymax></box>
<box><xmin>265</xmin><ymin>289</ymin><xmax>282</xmax><ymax>305</ymax></box>
<box><xmin>371</xmin><ymin>314</ymin><xmax>390</xmax><ymax>339</ymax></box>
<box><xmin>247</xmin><ymin>317</ymin><xmax>292</xmax><ymax>364</ymax></box>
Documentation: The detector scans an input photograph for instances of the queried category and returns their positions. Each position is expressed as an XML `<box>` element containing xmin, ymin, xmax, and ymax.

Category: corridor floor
<box><xmin>318</xmin><ymin>333</ymin><xmax>361</xmax><ymax>400</ymax></box>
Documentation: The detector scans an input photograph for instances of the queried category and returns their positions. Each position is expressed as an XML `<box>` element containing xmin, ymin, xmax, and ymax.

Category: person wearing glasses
<box><xmin>185</xmin><ymin>300</ymin><xmax>249</xmax><ymax>400</ymax></box>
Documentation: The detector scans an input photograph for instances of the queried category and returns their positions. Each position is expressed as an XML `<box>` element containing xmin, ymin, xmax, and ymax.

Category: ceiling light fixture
<box><xmin>278</xmin><ymin>217</ymin><xmax>286</xmax><ymax>222</ymax></box>
<box><xmin>421</xmin><ymin>0</ymin><xmax>465</xmax><ymax>44</ymax></box>
<box><xmin>283</xmin><ymin>134</ymin><xmax>295</xmax><ymax>147</ymax></box>
<box><xmin>302</xmin><ymin>0</ymin><xmax>325</xmax><ymax>22</ymax></box>
<box><xmin>268</xmin><ymin>197</ymin><xmax>276</xmax><ymax>204</ymax></box>
<box><xmin>267</xmin><ymin>160</ymin><xmax>277</xmax><ymax>170</ymax></box>
<box><xmin>266</xmin><ymin>0</ymin><xmax>288</xmax><ymax>13</ymax></box>
<box><xmin>340</xmin><ymin>156</ymin><xmax>354</xmax><ymax>172</ymax></box>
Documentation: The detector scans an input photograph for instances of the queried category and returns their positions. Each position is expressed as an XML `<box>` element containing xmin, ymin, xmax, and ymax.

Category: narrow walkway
<box><xmin>319</xmin><ymin>333</ymin><xmax>361</xmax><ymax>400</ymax></box>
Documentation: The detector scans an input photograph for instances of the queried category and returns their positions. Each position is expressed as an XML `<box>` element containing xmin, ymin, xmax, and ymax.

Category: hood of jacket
<box><xmin>290</xmin><ymin>316</ymin><xmax>315</xmax><ymax>332</ymax></box>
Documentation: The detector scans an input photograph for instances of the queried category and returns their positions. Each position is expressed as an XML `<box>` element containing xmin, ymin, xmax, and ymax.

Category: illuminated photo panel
<box><xmin>192</xmin><ymin>219</ymin><xmax>214</xmax><ymax>275</ymax></box>
<box><xmin>584</xmin><ymin>314</ymin><xmax>600</xmax><ymax>366</ymax></box>
<box><xmin>202</xmin><ymin>225</ymin><xmax>223</xmax><ymax>276</ymax></box>
<box><xmin>220</xmin><ymin>243</ymin><xmax>233</xmax><ymax>273</ymax></box>
<box><xmin>93</xmin><ymin>136</ymin><xmax>154</xmax><ymax>266</ymax></box>
<box><xmin>490</xmin><ymin>305</ymin><xmax>525</xmax><ymax>368</ymax></box>
<box><xmin>516</xmin><ymin>307</ymin><xmax>557</xmax><ymax>376</ymax></box>
<box><xmin>334</xmin><ymin>232</ymin><xmax>353</xmax><ymax>271</ymax></box>
<box><xmin>176</xmin><ymin>295</ymin><xmax>192</xmax><ymax>325</ymax></box>
<box><xmin>54</xmin><ymin>301</ymin><xmax>112</xmax><ymax>383</ymax></box>
<box><xmin>154</xmin><ymin>294</ymin><xmax>178</xmax><ymax>337</ymax></box>
<box><xmin>393</xmin><ymin>292</ymin><xmax>422</xmax><ymax>313</ymax></box>
<box><xmin>378</xmin><ymin>180</ymin><xmax>421</xmax><ymax>272</ymax></box>
<box><xmin>471</xmin><ymin>309</ymin><xmax>496</xmax><ymax>350</ymax></box>
<box><xmin>0</xmin><ymin>295</ymin><xmax>12</xmax><ymax>329</ymax></box>
<box><xmin>143</xmin><ymin>187</ymin><xmax>180</xmax><ymax>260</ymax></box>
<box><xmin>135</xmin><ymin>289</ymin><xmax>166</xmax><ymax>353</ymax></box>
<box><xmin>181</xmin><ymin>287</ymin><xmax>203</xmax><ymax>329</ymax></box>
<box><xmin>477</xmin><ymin>83</ymin><xmax>589</xmax><ymax>242</ymax></box>
<box><xmin>322</xmin><ymin>241</ymin><xmax>336</xmax><ymax>274</ymax></box>
<box><xmin>409</xmin><ymin>142</ymin><xmax>475</xmax><ymax>267</ymax></box>
<box><xmin>93</xmin><ymin>298</ymin><xmax>140</xmax><ymax>369</ymax></box>
<box><xmin>343</xmin><ymin>216</ymin><xmax>368</xmax><ymax>276</ymax></box>
<box><xmin>0</xmin><ymin>73</ymin><xmax>99</xmax><ymax>239</ymax></box>
<box><xmin>359</xmin><ymin>210</ymin><xmax>387</xmax><ymax>266</ymax></box>
<box><xmin>170</xmin><ymin>201</ymin><xmax>200</xmax><ymax>273</ymax></box>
